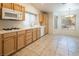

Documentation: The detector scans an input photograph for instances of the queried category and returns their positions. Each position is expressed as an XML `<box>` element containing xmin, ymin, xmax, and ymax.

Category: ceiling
<box><xmin>31</xmin><ymin>3</ymin><xmax>79</xmax><ymax>13</ymax></box>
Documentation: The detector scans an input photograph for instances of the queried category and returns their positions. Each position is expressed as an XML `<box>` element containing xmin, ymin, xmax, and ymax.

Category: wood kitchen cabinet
<box><xmin>37</xmin><ymin>28</ymin><xmax>40</xmax><ymax>39</ymax></box>
<box><xmin>13</xmin><ymin>3</ymin><xmax>25</xmax><ymax>20</ymax></box>
<box><xmin>17</xmin><ymin>31</ymin><xmax>25</xmax><ymax>50</ymax></box>
<box><xmin>25</xmin><ymin>29</ymin><xmax>33</xmax><ymax>45</ymax></box>
<box><xmin>2</xmin><ymin>3</ymin><xmax>13</xmax><ymax>9</ymax></box>
<box><xmin>3</xmin><ymin>32</ymin><xmax>16</xmax><ymax>56</ymax></box>
<box><xmin>13</xmin><ymin>4</ymin><xmax>20</xmax><ymax>11</ymax></box>
<box><xmin>39</xmin><ymin>13</ymin><xmax>44</xmax><ymax>25</ymax></box>
<box><xmin>21</xmin><ymin>6</ymin><xmax>25</xmax><ymax>20</ymax></box>
<box><xmin>13</xmin><ymin>3</ymin><xmax>25</xmax><ymax>12</ymax></box>
<box><xmin>39</xmin><ymin>12</ymin><xmax>49</xmax><ymax>34</ymax></box>
<box><xmin>33</xmin><ymin>28</ymin><xmax>37</xmax><ymax>41</ymax></box>
<box><xmin>0</xmin><ymin>3</ymin><xmax>1</xmax><ymax>9</ymax></box>
<box><xmin>0</xmin><ymin>35</ymin><xmax>2</xmax><ymax>56</ymax></box>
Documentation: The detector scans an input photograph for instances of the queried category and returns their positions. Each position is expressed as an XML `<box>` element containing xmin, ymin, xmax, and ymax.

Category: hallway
<box><xmin>13</xmin><ymin>34</ymin><xmax>79</xmax><ymax>56</ymax></box>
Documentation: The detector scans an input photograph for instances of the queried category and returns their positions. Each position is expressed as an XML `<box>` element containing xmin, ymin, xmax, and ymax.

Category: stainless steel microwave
<box><xmin>1</xmin><ymin>8</ymin><xmax>23</xmax><ymax>20</ymax></box>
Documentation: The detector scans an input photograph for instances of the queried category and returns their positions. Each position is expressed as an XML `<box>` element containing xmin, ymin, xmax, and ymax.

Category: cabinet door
<box><xmin>17</xmin><ymin>34</ymin><xmax>25</xmax><ymax>49</ymax></box>
<box><xmin>4</xmin><ymin>36</ymin><xmax>16</xmax><ymax>56</ymax></box>
<box><xmin>2</xmin><ymin>3</ymin><xmax>13</xmax><ymax>9</ymax></box>
<box><xmin>33</xmin><ymin>29</ymin><xmax>37</xmax><ymax>41</ymax></box>
<box><xmin>0</xmin><ymin>3</ymin><xmax>1</xmax><ymax>9</ymax></box>
<box><xmin>0</xmin><ymin>35</ymin><xmax>2</xmax><ymax>56</ymax></box>
<box><xmin>37</xmin><ymin>28</ymin><xmax>40</xmax><ymax>39</ymax></box>
<box><xmin>14</xmin><ymin>4</ymin><xmax>20</xmax><ymax>11</ymax></box>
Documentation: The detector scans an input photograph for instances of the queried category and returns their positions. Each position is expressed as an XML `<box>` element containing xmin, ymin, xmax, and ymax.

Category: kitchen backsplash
<box><xmin>0</xmin><ymin>20</ymin><xmax>40</xmax><ymax>30</ymax></box>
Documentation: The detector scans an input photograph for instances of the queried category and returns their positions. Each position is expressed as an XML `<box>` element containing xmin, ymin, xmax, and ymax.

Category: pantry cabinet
<box><xmin>39</xmin><ymin>12</ymin><xmax>49</xmax><ymax>34</ymax></box>
<box><xmin>2</xmin><ymin>3</ymin><xmax>13</xmax><ymax>9</ymax></box>
<box><xmin>33</xmin><ymin>28</ymin><xmax>37</xmax><ymax>41</ymax></box>
<box><xmin>17</xmin><ymin>31</ymin><xmax>25</xmax><ymax>50</ymax></box>
<box><xmin>0</xmin><ymin>35</ymin><xmax>2</xmax><ymax>56</ymax></box>
<box><xmin>25</xmin><ymin>29</ymin><xmax>33</xmax><ymax>45</ymax></box>
<box><xmin>3</xmin><ymin>32</ymin><xmax>16</xmax><ymax>56</ymax></box>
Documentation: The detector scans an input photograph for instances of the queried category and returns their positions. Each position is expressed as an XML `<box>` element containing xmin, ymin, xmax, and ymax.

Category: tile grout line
<box><xmin>54</xmin><ymin>39</ymin><xmax>59</xmax><ymax>56</ymax></box>
<box><xmin>67</xmin><ymin>38</ymin><xmax>69</xmax><ymax>56</ymax></box>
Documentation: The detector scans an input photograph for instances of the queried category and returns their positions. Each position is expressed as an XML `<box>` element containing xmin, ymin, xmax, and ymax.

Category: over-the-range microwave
<box><xmin>1</xmin><ymin>8</ymin><xmax>23</xmax><ymax>20</ymax></box>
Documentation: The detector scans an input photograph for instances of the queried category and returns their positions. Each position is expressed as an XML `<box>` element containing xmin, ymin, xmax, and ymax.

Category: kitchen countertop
<box><xmin>0</xmin><ymin>26</ymin><xmax>42</xmax><ymax>34</ymax></box>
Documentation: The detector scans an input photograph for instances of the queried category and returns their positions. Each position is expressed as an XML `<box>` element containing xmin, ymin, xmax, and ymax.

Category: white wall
<box><xmin>0</xmin><ymin>3</ymin><xmax>40</xmax><ymax>30</ymax></box>
<box><xmin>48</xmin><ymin>12</ymin><xmax>53</xmax><ymax>34</ymax></box>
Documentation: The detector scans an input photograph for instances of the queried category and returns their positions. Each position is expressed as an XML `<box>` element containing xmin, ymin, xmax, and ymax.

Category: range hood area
<box><xmin>1</xmin><ymin>8</ymin><xmax>23</xmax><ymax>20</ymax></box>
<box><xmin>0</xmin><ymin>3</ymin><xmax>25</xmax><ymax>21</ymax></box>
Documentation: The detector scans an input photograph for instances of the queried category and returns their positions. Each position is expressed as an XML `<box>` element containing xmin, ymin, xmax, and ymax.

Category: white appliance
<box><xmin>2</xmin><ymin>8</ymin><xmax>23</xmax><ymax>20</ymax></box>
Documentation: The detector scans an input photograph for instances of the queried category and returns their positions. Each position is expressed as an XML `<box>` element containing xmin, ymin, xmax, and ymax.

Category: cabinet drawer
<box><xmin>33</xmin><ymin>35</ymin><xmax>37</xmax><ymax>41</ymax></box>
<box><xmin>3</xmin><ymin>32</ymin><xmax>16</xmax><ymax>38</ymax></box>
<box><xmin>27</xmin><ymin>33</ymin><xmax>32</xmax><ymax>36</ymax></box>
<box><xmin>26</xmin><ymin>29</ymin><xmax>32</xmax><ymax>33</ymax></box>
<box><xmin>18</xmin><ymin>31</ymin><xmax>25</xmax><ymax>35</ymax></box>
<box><xmin>26</xmin><ymin>35</ymin><xmax>32</xmax><ymax>40</ymax></box>
<box><xmin>26</xmin><ymin>39</ymin><xmax>32</xmax><ymax>45</ymax></box>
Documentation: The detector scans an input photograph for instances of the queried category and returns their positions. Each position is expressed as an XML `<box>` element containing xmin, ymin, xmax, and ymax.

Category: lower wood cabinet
<box><xmin>17</xmin><ymin>31</ymin><xmax>25</xmax><ymax>50</ymax></box>
<box><xmin>25</xmin><ymin>29</ymin><xmax>33</xmax><ymax>45</ymax></box>
<box><xmin>33</xmin><ymin>28</ymin><xmax>37</xmax><ymax>41</ymax></box>
<box><xmin>37</xmin><ymin>28</ymin><xmax>40</xmax><ymax>39</ymax></box>
<box><xmin>3</xmin><ymin>32</ymin><xmax>16</xmax><ymax>56</ymax></box>
<box><xmin>0</xmin><ymin>35</ymin><xmax>2</xmax><ymax>56</ymax></box>
<box><xmin>0</xmin><ymin>28</ymin><xmax>41</xmax><ymax>56</ymax></box>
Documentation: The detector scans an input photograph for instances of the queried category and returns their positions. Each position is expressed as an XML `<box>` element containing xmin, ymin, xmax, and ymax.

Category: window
<box><xmin>61</xmin><ymin>15</ymin><xmax>76</xmax><ymax>30</ymax></box>
<box><xmin>24</xmin><ymin>12</ymin><xmax>37</xmax><ymax>27</ymax></box>
<box><xmin>54</xmin><ymin>16</ymin><xmax>58</xmax><ymax>29</ymax></box>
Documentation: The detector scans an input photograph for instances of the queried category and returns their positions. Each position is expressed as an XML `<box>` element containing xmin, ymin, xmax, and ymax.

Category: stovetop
<box><xmin>3</xmin><ymin>28</ymin><xmax>20</xmax><ymax>31</ymax></box>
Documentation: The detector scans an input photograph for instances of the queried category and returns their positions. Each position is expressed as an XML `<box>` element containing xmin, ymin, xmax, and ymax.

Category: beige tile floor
<box><xmin>13</xmin><ymin>34</ymin><xmax>79</xmax><ymax>56</ymax></box>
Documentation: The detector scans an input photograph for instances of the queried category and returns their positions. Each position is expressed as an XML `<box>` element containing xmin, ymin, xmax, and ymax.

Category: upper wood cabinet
<box><xmin>39</xmin><ymin>12</ymin><xmax>49</xmax><ymax>34</ymax></box>
<box><xmin>0</xmin><ymin>35</ymin><xmax>2</xmax><ymax>56</ymax></box>
<box><xmin>13</xmin><ymin>4</ymin><xmax>21</xmax><ymax>11</ymax></box>
<box><xmin>3</xmin><ymin>32</ymin><xmax>16</xmax><ymax>56</ymax></box>
<box><xmin>39</xmin><ymin>12</ymin><xmax>48</xmax><ymax>25</ymax></box>
<box><xmin>21</xmin><ymin>6</ymin><xmax>25</xmax><ymax>20</ymax></box>
<box><xmin>13</xmin><ymin>3</ymin><xmax>25</xmax><ymax>20</ymax></box>
<box><xmin>1</xmin><ymin>3</ymin><xmax>25</xmax><ymax>12</ymax></box>
<box><xmin>17</xmin><ymin>31</ymin><xmax>25</xmax><ymax>50</ymax></box>
<box><xmin>2</xmin><ymin>3</ymin><xmax>13</xmax><ymax>9</ymax></box>
<box><xmin>0</xmin><ymin>3</ymin><xmax>1</xmax><ymax>9</ymax></box>
<box><xmin>39</xmin><ymin>13</ymin><xmax>44</xmax><ymax>25</ymax></box>
<box><xmin>13</xmin><ymin>4</ymin><xmax>25</xmax><ymax>12</ymax></box>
